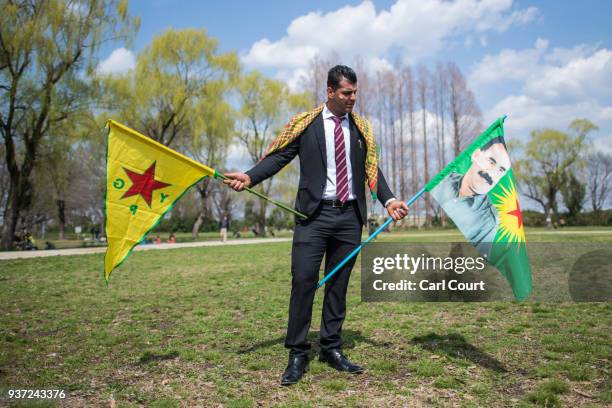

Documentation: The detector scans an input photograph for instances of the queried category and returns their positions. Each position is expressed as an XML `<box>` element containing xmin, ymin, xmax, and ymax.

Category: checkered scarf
<box><xmin>261</xmin><ymin>105</ymin><xmax>380</xmax><ymax>201</ymax></box>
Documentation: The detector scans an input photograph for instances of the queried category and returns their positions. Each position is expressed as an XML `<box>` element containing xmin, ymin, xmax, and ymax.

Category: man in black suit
<box><xmin>225</xmin><ymin>65</ymin><xmax>408</xmax><ymax>385</ymax></box>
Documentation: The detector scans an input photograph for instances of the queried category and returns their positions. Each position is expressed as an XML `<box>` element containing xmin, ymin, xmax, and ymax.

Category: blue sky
<box><xmin>99</xmin><ymin>0</ymin><xmax>612</xmax><ymax>153</ymax></box>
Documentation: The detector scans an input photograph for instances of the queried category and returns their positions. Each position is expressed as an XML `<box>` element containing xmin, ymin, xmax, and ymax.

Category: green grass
<box><xmin>0</xmin><ymin>228</ymin><xmax>610</xmax><ymax>406</ymax></box>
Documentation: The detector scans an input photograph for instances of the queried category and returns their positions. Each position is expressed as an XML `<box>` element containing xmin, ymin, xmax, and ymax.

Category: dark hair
<box><xmin>481</xmin><ymin>136</ymin><xmax>507</xmax><ymax>151</ymax></box>
<box><xmin>327</xmin><ymin>65</ymin><xmax>357</xmax><ymax>89</ymax></box>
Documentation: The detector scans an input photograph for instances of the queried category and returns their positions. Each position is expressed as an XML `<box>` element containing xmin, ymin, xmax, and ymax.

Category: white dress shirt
<box><xmin>320</xmin><ymin>105</ymin><xmax>397</xmax><ymax>208</ymax></box>
<box><xmin>322</xmin><ymin>105</ymin><xmax>355</xmax><ymax>201</ymax></box>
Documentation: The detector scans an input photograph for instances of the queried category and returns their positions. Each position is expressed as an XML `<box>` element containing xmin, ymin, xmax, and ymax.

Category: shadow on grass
<box><xmin>411</xmin><ymin>332</ymin><xmax>507</xmax><ymax>373</ymax></box>
<box><xmin>138</xmin><ymin>350</ymin><xmax>179</xmax><ymax>364</ymax></box>
<box><xmin>237</xmin><ymin>330</ymin><xmax>388</xmax><ymax>354</ymax></box>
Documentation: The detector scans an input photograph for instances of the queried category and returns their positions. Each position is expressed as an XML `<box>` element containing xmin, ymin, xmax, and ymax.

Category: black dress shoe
<box><xmin>319</xmin><ymin>349</ymin><xmax>364</xmax><ymax>374</ymax></box>
<box><xmin>281</xmin><ymin>355</ymin><xmax>309</xmax><ymax>386</ymax></box>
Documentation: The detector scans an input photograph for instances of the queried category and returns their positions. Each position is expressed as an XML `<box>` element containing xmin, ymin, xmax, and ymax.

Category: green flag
<box><xmin>426</xmin><ymin>117</ymin><xmax>532</xmax><ymax>301</ymax></box>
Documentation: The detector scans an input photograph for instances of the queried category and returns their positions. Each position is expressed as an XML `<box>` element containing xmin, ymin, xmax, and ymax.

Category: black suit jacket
<box><xmin>245</xmin><ymin>113</ymin><xmax>394</xmax><ymax>225</ymax></box>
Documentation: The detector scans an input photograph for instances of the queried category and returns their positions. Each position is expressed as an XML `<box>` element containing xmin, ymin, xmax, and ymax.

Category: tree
<box><xmin>403</xmin><ymin>65</ymin><xmax>419</xmax><ymax>226</ymax></box>
<box><xmin>189</xmin><ymin>95</ymin><xmax>234</xmax><ymax>237</ymax></box>
<box><xmin>515</xmin><ymin>119</ymin><xmax>595</xmax><ymax>223</ymax></box>
<box><xmin>586</xmin><ymin>152</ymin><xmax>612</xmax><ymax>213</ymax></box>
<box><xmin>37</xmin><ymin>129</ymin><xmax>77</xmax><ymax>239</ymax></box>
<box><xmin>101</xmin><ymin>28</ymin><xmax>238</xmax><ymax>148</ymax></box>
<box><xmin>417</xmin><ymin>65</ymin><xmax>432</xmax><ymax>226</ymax></box>
<box><xmin>235</xmin><ymin>71</ymin><xmax>309</xmax><ymax>236</ymax></box>
<box><xmin>561</xmin><ymin>173</ymin><xmax>586</xmax><ymax>223</ymax></box>
<box><xmin>446</xmin><ymin>62</ymin><xmax>481</xmax><ymax>156</ymax></box>
<box><xmin>0</xmin><ymin>0</ymin><xmax>138</xmax><ymax>249</ymax></box>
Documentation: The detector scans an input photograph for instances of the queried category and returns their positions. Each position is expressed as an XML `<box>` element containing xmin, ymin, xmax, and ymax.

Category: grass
<box><xmin>0</xmin><ymin>228</ymin><xmax>611</xmax><ymax>406</ymax></box>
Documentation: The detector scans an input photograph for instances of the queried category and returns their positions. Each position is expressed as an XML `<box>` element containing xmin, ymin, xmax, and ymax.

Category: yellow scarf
<box><xmin>261</xmin><ymin>105</ymin><xmax>380</xmax><ymax>200</ymax></box>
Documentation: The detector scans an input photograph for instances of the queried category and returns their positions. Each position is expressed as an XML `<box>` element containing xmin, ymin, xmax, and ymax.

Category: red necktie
<box><xmin>332</xmin><ymin>116</ymin><xmax>349</xmax><ymax>203</ymax></box>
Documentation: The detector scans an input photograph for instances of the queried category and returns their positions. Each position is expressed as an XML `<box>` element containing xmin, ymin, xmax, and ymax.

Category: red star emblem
<box><xmin>507</xmin><ymin>198</ymin><xmax>523</xmax><ymax>229</ymax></box>
<box><xmin>121</xmin><ymin>162</ymin><xmax>170</xmax><ymax>207</ymax></box>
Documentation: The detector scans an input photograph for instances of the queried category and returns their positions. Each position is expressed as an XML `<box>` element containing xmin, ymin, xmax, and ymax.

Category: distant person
<box><xmin>23</xmin><ymin>231</ymin><xmax>37</xmax><ymax>250</ymax></box>
<box><xmin>219</xmin><ymin>216</ymin><xmax>229</xmax><ymax>243</ymax></box>
<box><xmin>168</xmin><ymin>233</ymin><xmax>176</xmax><ymax>244</ymax></box>
<box><xmin>91</xmin><ymin>225</ymin><xmax>100</xmax><ymax>242</ymax></box>
<box><xmin>155</xmin><ymin>236</ymin><xmax>162</xmax><ymax>245</ymax></box>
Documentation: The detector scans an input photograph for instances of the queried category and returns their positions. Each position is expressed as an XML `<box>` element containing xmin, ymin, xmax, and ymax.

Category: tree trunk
<box><xmin>191</xmin><ymin>179</ymin><xmax>212</xmax><ymax>238</ymax></box>
<box><xmin>422</xmin><ymin>101</ymin><xmax>431</xmax><ymax>227</ymax></box>
<box><xmin>1</xmin><ymin>177</ymin><xmax>20</xmax><ymax>249</ymax></box>
<box><xmin>256</xmin><ymin>203</ymin><xmax>266</xmax><ymax>236</ymax></box>
<box><xmin>56</xmin><ymin>199</ymin><xmax>66</xmax><ymax>240</ymax></box>
<box><xmin>192</xmin><ymin>212</ymin><xmax>205</xmax><ymax>237</ymax></box>
<box><xmin>255</xmin><ymin>180</ymin><xmax>272</xmax><ymax>236</ymax></box>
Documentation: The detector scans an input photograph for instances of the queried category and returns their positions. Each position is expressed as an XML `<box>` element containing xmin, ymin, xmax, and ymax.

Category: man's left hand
<box><xmin>386</xmin><ymin>200</ymin><xmax>409</xmax><ymax>221</ymax></box>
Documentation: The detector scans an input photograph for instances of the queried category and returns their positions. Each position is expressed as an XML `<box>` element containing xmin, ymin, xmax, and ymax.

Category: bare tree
<box><xmin>384</xmin><ymin>70</ymin><xmax>399</xmax><ymax>195</ymax></box>
<box><xmin>417</xmin><ymin>66</ymin><xmax>432</xmax><ymax>226</ymax></box>
<box><xmin>395</xmin><ymin>60</ymin><xmax>406</xmax><ymax>201</ymax></box>
<box><xmin>352</xmin><ymin>56</ymin><xmax>374</xmax><ymax>119</ymax></box>
<box><xmin>435</xmin><ymin>63</ymin><xmax>448</xmax><ymax>170</ymax></box>
<box><xmin>586</xmin><ymin>152</ymin><xmax>612</xmax><ymax>212</ymax></box>
<box><xmin>403</xmin><ymin>66</ymin><xmax>419</xmax><ymax>227</ymax></box>
<box><xmin>446</xmin><ymin>62</ymin><xmax>482</xmax><ymax>156</ymax></box>
<box><xmin>302</xmin><ymin>52</ymin><xmax>339</xmax><ymax>106</ymax></box>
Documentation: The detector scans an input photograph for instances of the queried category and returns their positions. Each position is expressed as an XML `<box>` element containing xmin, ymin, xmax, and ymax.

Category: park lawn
<box><xmin>0</xmin><ymin>229</ymin><xmax>610</xmax><ymax>407</ymax></box>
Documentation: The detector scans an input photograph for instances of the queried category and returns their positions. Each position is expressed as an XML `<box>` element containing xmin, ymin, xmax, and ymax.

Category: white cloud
<box><xmin>97</xmin><ymin>48</ymin><xmax>136</xmax><ymax>75</ymax></box>
<box><xmin>544</xmin><ymin>43</ymin><xmax>600</xmax><ymax>65</ymax></box>
<box><xmin>469</xmin><ymin>38</ymin><xmax>549</xmax><ymax>86</ymax></box>
<box><xmin>488</xmin><ymin>95</ymin><xmax>608</xmax><ymax>132</ymax></box>
<box><xmin>242</xmin><ymin>0</ymin><xmax>538</xmax><ymax>71</ymax></box>
<box><xmin>525</xmin><ymin>49</ymin><xmax>612</xmax><ymax>102</ymax></box>
<box><xmin>486</xmin><ymin>95</ymin><xmax>612</xmax><ymax>155</ymax></box>
<box><xmin>470</xmin><ymin>40</ymin><xmax>612</xmax><ymax>102</ymax></box>
<box><xmin>472</xmin><ymin>40</ymin><xmax>612</xmax><ymax>155</ymax></box>
<box><xmin>595</xmin><ymin>134</ymin><xmax>612</xmax><ymax>154</ymax></box>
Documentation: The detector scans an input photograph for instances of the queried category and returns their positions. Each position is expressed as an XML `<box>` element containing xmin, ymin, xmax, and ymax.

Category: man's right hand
<box><xmin>223</xmin><ymin>172</ymin><xmax>252</xmax><ymax>191</ymax></box>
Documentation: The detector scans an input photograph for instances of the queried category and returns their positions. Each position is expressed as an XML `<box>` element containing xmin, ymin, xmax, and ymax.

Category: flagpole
<box><xmin>214</xmin><ymin>171</ymin><xmax>308</xmax><ymax>220</ymax></box>
<box><xmin>317</xmin><ymin>187</ymin><xmax>426</xmax><ymax>288</ymax></box>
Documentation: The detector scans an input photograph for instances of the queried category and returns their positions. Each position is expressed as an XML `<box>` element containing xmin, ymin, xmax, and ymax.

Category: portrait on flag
<box><xmin>430</xmin><ymin>137</ymin><xmax>511</xmax><ymax>257</ymax></box>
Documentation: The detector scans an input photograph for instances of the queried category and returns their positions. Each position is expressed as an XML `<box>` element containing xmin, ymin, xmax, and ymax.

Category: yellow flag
<box><xmin>104</xmin><ymin>120</ymin><xmax>214</xmax><ymax>284</ymax></box>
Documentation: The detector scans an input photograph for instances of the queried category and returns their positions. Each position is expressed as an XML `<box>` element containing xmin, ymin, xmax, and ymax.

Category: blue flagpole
<box><xmin>317</xmin><ymin>187</ymin><xmax>427</xmax><ymax>288</ymax></box>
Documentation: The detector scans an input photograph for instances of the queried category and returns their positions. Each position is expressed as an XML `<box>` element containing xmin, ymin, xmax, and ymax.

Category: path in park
<box><xmin>0</xmin><ymin>238</ymin><xmax>292</xmax><ymax>261</ymax></box>
<box><xmin>2</xmin><ymin>229</ymin><xmax>610</xmax><ymax>261</ymax></box>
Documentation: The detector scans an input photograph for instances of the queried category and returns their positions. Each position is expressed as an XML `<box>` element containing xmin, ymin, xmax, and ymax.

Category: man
<box><xmin>431</xmin><ymin>137</ymin><xmax>511</xmax><ymax>256</ymax></box>
<box><xmin>225</xmin><ymin>65</ymin><xmax>408</xmax><ymax>385</ymax></box>
<box><xmin>219</xmin><ymin>215</ymin><xmax>229</xmax><ymax>243</ymax></box>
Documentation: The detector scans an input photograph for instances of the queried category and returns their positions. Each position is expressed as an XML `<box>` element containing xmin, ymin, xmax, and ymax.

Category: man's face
<box><xmin>461</xmin><ymin>143</ymin><xmax>511</xmax><ymax>196</ymax></box>
<box><xmin>326</xmin><ymin>78</ymin><xmax>357</xmax><ymax>115</ymax></box>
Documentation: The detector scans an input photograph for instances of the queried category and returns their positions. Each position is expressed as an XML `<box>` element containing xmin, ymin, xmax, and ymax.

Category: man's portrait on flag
<box><xmin>430</xmin><ymin>137</ymin><xmax>511</xmax><ymax>257</ymax></box>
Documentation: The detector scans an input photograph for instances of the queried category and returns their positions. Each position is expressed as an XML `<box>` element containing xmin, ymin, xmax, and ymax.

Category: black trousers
<box><xmin>285</xmin><ymin>202</ymin><xmax>362</xmax><ymax>358</ymax></box>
